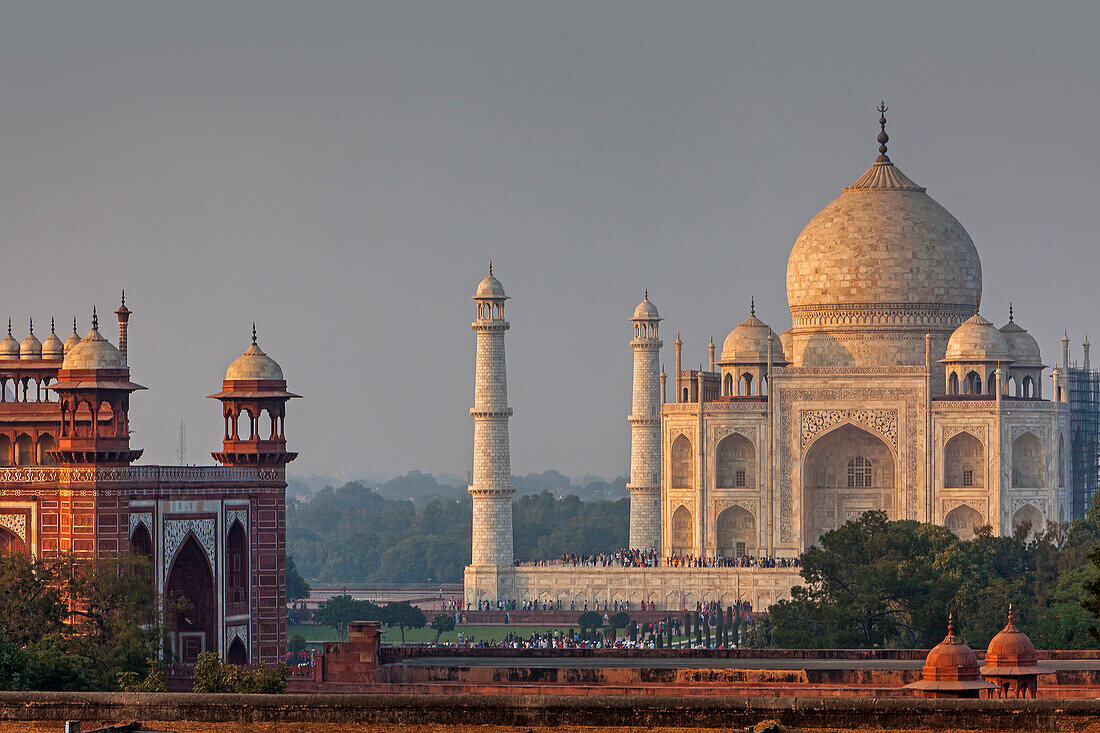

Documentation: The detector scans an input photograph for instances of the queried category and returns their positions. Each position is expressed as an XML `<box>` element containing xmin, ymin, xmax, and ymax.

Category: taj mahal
<box><xmin>464</xmin><ymin>107</ymin><xmax>1080</xmax><ymax>611</ymax></box>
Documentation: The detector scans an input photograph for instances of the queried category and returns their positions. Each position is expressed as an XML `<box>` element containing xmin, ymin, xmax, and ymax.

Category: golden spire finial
<box><xmin>488</xmin><ymin>260</ymin><xmax>493</xmax><ymax>277</ymax></box>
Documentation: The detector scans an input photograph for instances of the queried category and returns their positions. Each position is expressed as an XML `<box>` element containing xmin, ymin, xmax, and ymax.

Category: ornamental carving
<box><xmin>128</xmin><ymin>512</ymin><xmax>153</xmax><ymax>537</ymax></box>
<box><xmin>714</xmin><ymin>499</ymin><xmax>758</xmax><ymax>519</ymax></box>
<box><xmin>669</xmin><ymin>428</ymin><xmax>694</xmax><ymax>443</ymax></box>
<box><xmin>225</xmin><ymin>624</ymin><xmax>248</xmax><ymax>651</ymax></box>
<box><xmin>163</xmin><ymin>518</ymin><xmax>216</xmax><ymax>583</ymax></box>
<box><xmin>942</xmin><ymin>425</ymin><xmax>987</xmax><ymax>445</ymax></box>
<box><xmin>712</xmin><ymin>425</ymin><xmax>757</xmax><ymax>445</ymax></box>
<box><xmin>0</xmin><ymin>465</ymin><xmax>284</xmax><ymax>484</ymax></box>
<box><xmin>942</xmin><ymin>498</ymin><xmax>987</xmax><ymax>516</ymax></box>
<box><xmin>800</xmin><ymin>409</ymin><xmax>898</xmax><ymax>451</ymax></box>
<box><xmin>0</xmin><ymin>513</ymin><xmax>26</xmax><ymax>542</ymax></box>
<box><xmin>780</xmin><ymin>387</ymin><xmax>924</xmax><ymax>542</ymax></box>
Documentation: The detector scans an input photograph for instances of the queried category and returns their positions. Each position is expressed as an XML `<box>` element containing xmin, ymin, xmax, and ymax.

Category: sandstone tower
<box><xmin>628</xmin><ymin>291</ymin><xmax>662</xmax><ymax>550</ymax></box>
<box><xmin>469</xmin><ymin>264</ymin><xmax>515</xmax><ymax>567</ymax></box>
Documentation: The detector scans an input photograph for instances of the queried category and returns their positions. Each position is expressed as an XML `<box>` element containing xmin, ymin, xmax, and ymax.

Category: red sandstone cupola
<box><xmin>47</xmin><ymin>307</ymin><xmax>145</xmax><ymax>465</ymax></box>
<box><xmin>208</xmin><ymin>325</ymin><xmax>299</xmax><ymax>466</ymax></box>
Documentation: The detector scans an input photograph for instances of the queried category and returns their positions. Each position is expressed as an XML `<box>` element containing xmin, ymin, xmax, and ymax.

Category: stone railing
<box><xmin>0</xmin><ymin>465</ymin><xmax>284</xmax><ymax>485</ymax></box>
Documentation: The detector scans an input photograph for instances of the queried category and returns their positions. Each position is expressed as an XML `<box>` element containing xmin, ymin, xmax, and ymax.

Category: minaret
<box><xmin>1084</xmin><ymin>336</ymin><xmax>1091</xmax><ymax>370</ymax></box>
<box><xmin>674</xmin><ymin>333</ymin><xmax>683</xmax><ymax>402</ymax></box>
<box><xmin>628</xmin><ymin>290</ymin><xmax>663</xmax><ymax>550</ymax></box>
<box><xmin>708</xmin><ymin>337</ymin><xmax>716</xmax><ymax>372</ymax></box>
<box><xmin>468</xmin><ymin>263</ymin><xmax>515</xmax><ymax>567</ymax></box>
<box><xmin>115</xmin><ymin>290</ymin><xmax>131</xmax><ymax>363</ymax></box>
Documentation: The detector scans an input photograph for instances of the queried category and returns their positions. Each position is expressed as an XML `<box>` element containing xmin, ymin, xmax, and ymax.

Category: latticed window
<box><xmin>962</xmin><ymin>469</ymin><xmax>974</xmax><ymax>487</ymax></box>
<box><xmin>735</xmin><ymin>542</ymin><xmax>746</xmax><ymax>557</ymax></box>
<box><xmin>847</xmin><ymin>456</ymin><xmax>871</xmax><ymax>488</ymax></box>
<box><xmin>735</xmin><ymin>469</ymin><xmax>746</xmax><ymax>487</ymax></box>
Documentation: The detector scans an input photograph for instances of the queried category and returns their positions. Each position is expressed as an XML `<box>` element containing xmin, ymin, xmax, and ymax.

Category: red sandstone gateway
<box><xmin>0</xmin><ymin>295</ymin><xmax>296</xmax><ymax>674</ymax></box>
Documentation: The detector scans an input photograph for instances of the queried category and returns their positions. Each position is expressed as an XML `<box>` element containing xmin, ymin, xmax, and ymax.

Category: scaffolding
<box><xmin>1069</xmin><ymin>363</ymin><xmax>1100</xmax><ymax>518</ymax></box>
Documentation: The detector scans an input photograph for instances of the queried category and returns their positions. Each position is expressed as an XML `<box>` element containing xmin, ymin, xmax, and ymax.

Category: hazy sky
<box><xmin>0</xmin><ymin>2</ymin><xmax>1097</xmax><ymax>480</ymax></box>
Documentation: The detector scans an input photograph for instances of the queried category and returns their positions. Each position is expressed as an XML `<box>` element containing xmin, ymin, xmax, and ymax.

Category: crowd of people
<box><xmin>513</xmin><ymin>548</ymin><xmax>801</xmax><ymax>570</ymax></box>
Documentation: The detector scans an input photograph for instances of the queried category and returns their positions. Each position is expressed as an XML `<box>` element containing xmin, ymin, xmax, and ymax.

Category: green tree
<box><xmin>316</xmin><ymin>595</ymin><xmax>381</xmax><ymax>641</ymax></box>
<box><xmin>430</xmin><ymin>613</ymin><xmax>456</xmax><ymax>644</ymax></box>
<box><xmin>577</xmin><ymin>610</ymin><xmax>601</xmax><ymax>639</ymax></box>
<box><xmin>286</xmin><ymin>556</ymin><xmax>311</xmax><ymax>603</ymax></box>
<box><xmin>607</xmin><ymin>611</ymin><xmax>630</xmax><ymax>639</ymax></box>
<box><xmin>381</xmin><ymin>601</ymin><xmax>427</xmax><ymax>644</ymax></box>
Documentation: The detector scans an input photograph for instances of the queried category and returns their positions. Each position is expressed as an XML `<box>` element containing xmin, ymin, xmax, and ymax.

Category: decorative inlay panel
<box><xmin>942</xmin><ymin>425</ymin><xmax>987</xmax><ymax>445</ymax></box>
<box><xmin>0</xmin><ymin>466</ymin><xmax>284</xmax><ymax>484</ymax></box>
<box><xmin>942</xmin><ymin>498</ymin><xmax>987</xmax><ymax>515</ymax></box>
<box><xmin>714</xmin><ymin>498</ymin><xmax>758</xmax><ymax>519</ymax></box>
<box><xmin>1010</xmin><ymin>425</ymin><xmax>1046</xmax><ymax>443</ymax></box>
<box><xmin>1009</xmin><ymin>497</ymin><xmax>1048</xmax><ymax>517</ymax></box>
<box><xmin>226</xmin><ymin>624</ymin><xmax>248</xmax><ymax>651</ymax></box>
<box><xmin>801</xmin><ymin>409</ymin><xmax>898</xmax><ymax>451</ymax></box>
<box><xmin>712</xmin><ymin>426</ymin><xmax>758</xmax><ymax>445</ymax></box>
<box><xmin>163</xmin><ymin>518</ymin><xmax>216</xmax><ymax>583</ymax></box>
<box><xmin>128</xmin><ymin>512</ymin><xmax>152</xmax><ymax>537</ymax></box>
<box><xmin>225</xmin><ymin>509</ymin><xmax>248</xmax><ymax>535</ymax></box>
<box><xmin>0</xmin><ymin>513</ymin><xmax>26</xmax><ymax>542</ymax></box>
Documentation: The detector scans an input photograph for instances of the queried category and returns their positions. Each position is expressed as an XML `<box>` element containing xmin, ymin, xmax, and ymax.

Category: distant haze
<box><xmin>0</xmin><ymin>3</ymin><xmax>1096</xmax><ymax>479</ymax></box>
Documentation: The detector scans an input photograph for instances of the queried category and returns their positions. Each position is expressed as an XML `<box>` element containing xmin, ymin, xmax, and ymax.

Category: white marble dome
<box><xmin>0</xmin><ymin>326</ymin><xmax>18</xmax><ymax>360</ymax></box>
<box><xmin>475</xmin><ymin>272</ymin><xmax>507</xmax><ymax>299</ymax></box>
<box><xmin>999</xmin><ymin>320</ymin><xmax>1043</xmax><ymax>367</ymax></box>
<box><xmin>944</xmin><ymin>314</ymin><xmax>1013</xmax><ymax>363</ymax></box>
<box><xmin>633</xmin><ymin>296</ymin><xmax>659</xmax><ymax>320</ymax></box>
<box><xmin>41</xmin><ymin>326</ymin><xmax>65</xmax><ymax>360</ymax></box>
<box><xmin>721</xmin><ymin>313</ymin><xmax>785</xmax><ymax>363</ymax></box>
<box><xmin>18</xmin><ymin>326</ymin><xmax>41</xmax><ymax>360</ymax></box>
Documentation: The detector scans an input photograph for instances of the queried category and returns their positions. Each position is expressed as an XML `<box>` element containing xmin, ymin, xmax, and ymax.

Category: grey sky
<box><xmin>0</xmin><ymin>2</ymin><xmax>1096</xmax><ymax>480</ymax></box>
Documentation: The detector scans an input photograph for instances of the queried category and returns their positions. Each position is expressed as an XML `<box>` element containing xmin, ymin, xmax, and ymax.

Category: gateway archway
<box><xmin>802</xmin><ymin>423</ymin><xmax>896</xmax><ymax>549</ymax></box>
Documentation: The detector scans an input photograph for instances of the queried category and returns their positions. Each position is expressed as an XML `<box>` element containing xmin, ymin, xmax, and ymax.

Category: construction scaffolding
<box><xmin>1069</xmin><ymin>361</ymin><xmax>1100</xmax><ymax>519</ymax></box>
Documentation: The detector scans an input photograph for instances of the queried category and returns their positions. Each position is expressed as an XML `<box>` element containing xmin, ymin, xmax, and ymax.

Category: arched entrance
<box><xmin>715</xmin><ymin>506</ymin><xmax>756</xmax><ymax>557</ymax></box>
<box><xmin>226</xmin><ymin>520</ymin><xmax>248</xmax><ymax>616</ymax></box>
<box><xmin>130</xmin><ymin>523</ymin><xmax>152</xmax><ymax>556</ymax></box>
<box><xmin>943</xmin><ymin>432</ymin><xmax>984</xmax><ymax>489</ymax></box>
<box><xmin>716</xmin><ymin>434</ymin><xmax>755</xmax><ymax>488</ymax></box>
<box><xmin>0</xmin><ymin>528</ymin><xmax>25</xmax><ymax>555</ymax></box>
<box><xmin>165</xmin><ymin>536</ymin><xmax>215</xmax><ymax>664</ymax></box>
<box><xmin>670</xmin><ymin>435</ymin><xmax>693</xmax><ymax>488</ymax></box>
<box><xmin>802</xmin><ymin>423</ymin><xmax>895</xmax><ymax>549</ymax></box>
<box><xmin>1012</xmin><ymin>432</ymin><xmax>1045</xmax><ymax>488</ymax></box>
<box><xmin>670</xmin><ymin>505</ymin><xmax>692</xmax><ymax>556</ymax></box>
<box><xmin>227</xmin><ymin>637</ymin><xmax>248</xmax><ymax>666</ymax></box>
<box><xmin>944</xmin><ymin>505</ymin><xmax>984</xmax><ymax>540</ymax></box>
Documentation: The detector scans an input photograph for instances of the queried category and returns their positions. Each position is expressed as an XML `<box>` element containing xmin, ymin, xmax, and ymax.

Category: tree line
<box><xmin>288</xmin><ymin>478</ymin><xmax>629</xmax><ymax>583</ymax></box>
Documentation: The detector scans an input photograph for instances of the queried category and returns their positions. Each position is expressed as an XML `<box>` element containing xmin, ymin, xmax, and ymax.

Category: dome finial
<box><xmin>50</xmin><ymin>318</ymin><xmax>55</xmax><ymax>335</ymax></box>
<box><xmin>1009</xmin><ymin>303</ymin><xmax>1014</xmax><ymax>322</ymax></box>
<box><xmin>121</xmin><ymin>289</ymin><xmax>126</xmax><ymax>308</ymax></box>
<box><xmin>750</xmin><ymin>296</ymin><xmax>755</xmax><ymax>317</ymax></box>
<box><xmin>1007</xmin><ymin>603</ymin><xmax>1014</xmax><ymax>624</ymax></box>
<box><xmin>644</xmin><ymin>287</ymin><xmax>648</xmax><ymax>300</ymax></box>
<box><xmin>28</xmin><ymin>318</ymin><xmax>33</xmax><ymax>335</ymax></box>
<box><xmin>72</xmin><ymin>317</ymin><xmax>78</xmax><ymax>335</ymax></box>
<box><xmin>6</xmin><ymin>319</ymin><xmax>10</xmax><ymax>337</ymax></box>
<box><xmin>877</xmin><ymin>101</ymin><xmax>890</xmax><ymax>161</ymax></box>
<box><xmin>252</xmin><ymin>323</ymin><xmax>257</xmax><ymax>345</ymax></box>
<box><xmin>92</xmin><ymin>307</ymin><xmax>98</xmax><ymax>331</ymax></box>
<box><xmin>488</xmin><ymin>259</ymin><xmax>493</xmax><ymax>277</ymax></box>
<box><xmin>948</xmin><ymin>610</ymin><xmax>955</xmax><ymax>636</ymax></box>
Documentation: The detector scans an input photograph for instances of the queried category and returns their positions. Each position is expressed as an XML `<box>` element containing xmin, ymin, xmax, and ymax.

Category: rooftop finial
<box><xmin>644</xmin><ymin>287</ymin><xmax>648</xmax><ymax>300</ymax></box>
<box><xmin>28</xmin><ymin>318</ymin><xmax>33</xmax><ymax>335</ymax></box>
<box><xmin>121</xmin><ymin>289</ymin><xmax>126</xmax><ymax>307</ymax></box>
<box><xmin>488</xmin><ymin>260</ymin><xmax>493</xmax><ymax>277</ymax></box>
<box><xmin>6</xmin><ymin>319</ymin><xmax>10</xmax><ymax>337</ymax></box>
<box><xmin>947</xmin><ymin>611</ymin><xmax>955</xmax><ymax>636</ymax></box>
<box><xmin>1009</xmin><ymin>302</ymin><xmax>1014</xmax><ymax>322</ymax></box>
<box><xmin>72</xmin><ymin>317</ymin><xmax>78</xmax><ymax>335</ymax></box>
<box><xmin>877</xmin><ymin>101</ymin><xmax>890</xmax><ymax>161</ymax></box>
<box><xmin>92</xmin><ymin>307</ymin><xmax>98</xmax><ymax>331</ymax></box>
<box><xmin>252</xmin><ymin>323</ymin><xmax>257</xmax><ymax>345</ymax></box>
<box><xmin>1007</xmin><ymin>603</ymin><xmax>1014</xmax><ymax>625</ymax></box>
<box><xmin>751</xmin><ymin>296</ymin><xmax>756</xmax><ymax>317</ymax></box>
<box><xmin>50</xmin><ymin>318</ymin><xmax>55</xmax><ymax>335</ymax></box>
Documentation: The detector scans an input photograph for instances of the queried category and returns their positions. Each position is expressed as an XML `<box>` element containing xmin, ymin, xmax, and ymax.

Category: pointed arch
<box><xmin>165</xmin><ymin>535</ymin><xmax>215</xmax><ymax>664</ymax></box>
<box><xmin>944</xmin><ymin>431</ymin><xmax>985</xmax><ymax>488</ymax></box>
<box><xmin>1012</xmin><ymin>432</ymin><xmax>1045</xmax><ymax>488</ymax></box>
<box><xmin>670</xmin><ymin>505</ymin><xmax>692</xmax><ymax>556</ymax></box>
<box><xmin>670</xmin><ymin>434</ymin><xmax>693</xmax><ymax>488</ymax></box>
<box><xmin>716</xmin><ymin>505</ymin><xmax>756</xmax><ymax>557</ymax></box>
<box><xmin>716</xmin><ymin>433</ymin><xmax>755</xmax><ymax>488</ymax></box>
<box><xmin>944</xmin><ymin>505</ymin><xmax>984</xmax><ymax>540</ymax></box>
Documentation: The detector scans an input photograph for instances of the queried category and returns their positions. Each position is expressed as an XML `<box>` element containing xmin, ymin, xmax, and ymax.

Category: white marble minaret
<box><xmin>468</xmin><ymin>264</ymin><xmax>515</xmax><ymax>567</ymax></box>
<box><xmin>628</xmin><ymin>291</ymin><xmax>662</xmax><ymax>550</ymax></box>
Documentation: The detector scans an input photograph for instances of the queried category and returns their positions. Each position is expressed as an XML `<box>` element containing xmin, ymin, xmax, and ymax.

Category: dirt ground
<box><xmin>0</xmin><ymin>725</ymin><xmax>1008</xmax><ymax>733</ymax></box>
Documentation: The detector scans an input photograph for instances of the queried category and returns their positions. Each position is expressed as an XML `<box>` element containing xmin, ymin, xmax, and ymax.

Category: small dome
<box><xmin>1000</xmin><ymin>320</ymin><xmax>1043</xmax><ymax>367</ymax></box>
<box><xmin>984</xmin><ymin>608</ymin><xmax>1037</xmax><ymax>667</ymax></box>
<box><xmin>62</xmin><ymin>325</ymin><xmax>127</xmax><ymax>371</ymax></box>
<box><xmin>633</xmin><ymin>294</ymin><xmax>659</xmax><ymax>320</ymax></box>
<box><xmin>226</xmin><ymin>331</ymin><xmax>284</xmax><ymax>381</ymax></box>
<box><xmin>63</xmin><ymin>321</ymin><xmax>82</xmax><ymax>354</ymax></box>
<box><xmin>721</xmin><ymin>311</ymin><xmax>785</xmax><ymax>363</ymax></box>
<box><xmin>19</xmin><ymin>323</ymin><xmax>42</xmax><ymax>360</ymax></box>
<box><xmin>41</xmin><ymin>323</ymin><xmax>65</xmax><ymax>360</ymax></box>
<box><xmin>943</xmin><ymin>313</ymin><xmax>1014</xmax><ymax>363</ymax></box>
<box><xmin>0</xmin><ymin>321</ymin><xmax>20</xmax><ymax>360</ymax></box>
<box><xmin>475</xmin><ymin>263</ymin><xmax>507</xmax><ymax>299</ymax></box>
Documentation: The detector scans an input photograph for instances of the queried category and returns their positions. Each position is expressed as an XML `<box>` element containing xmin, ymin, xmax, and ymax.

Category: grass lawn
<box><xmin>288</xmin><ymin>622</ymin><xmax>579</xmax><ymax>646</ymax></box>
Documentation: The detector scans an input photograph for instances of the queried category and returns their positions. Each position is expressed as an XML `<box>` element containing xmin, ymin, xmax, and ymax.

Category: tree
<box><xmin>316</xmin><ymin>595</ymin><xmax>381</xmax><ymax>641</ymax></box>
<box><xmin>577</xmin><ymin>610</ymin><xmax>601</xmax><ymax>639</ymax></box>
<box><xmin>430</xmin><ymin>613</ymin><xmax>456</xmax><ymax>644</ymax></box>
<box><xmin>286</xmin><ymin>556</ymin><xmax>311</xmax><ymax>603</ymax></box>
<box><xmin>381</xmin><ymin>601</ymin><xmax>427</xmax><ymax>644</ymax></box>
<box><xmin>608</xmin><ymin>611</ymin><xmax>630</xmax><ymax>639</ymax></box>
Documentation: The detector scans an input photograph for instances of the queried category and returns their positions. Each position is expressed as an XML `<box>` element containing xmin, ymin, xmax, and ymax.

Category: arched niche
<box><xmin>130</xmin><ymin>522</ymin><xmax>152</xmax><ymax>556</ymax></box>
<box><xmin>226</xmin><ymin>520</ymin><xmax>248</xmax><ymax>614</ymax></box>
<box><xmin>1012</xmin><ymin>504</ymin><xmax>1044</xmax><ymax>541</ymax></box>
<box><xmin>37</xmin><ymin>434</ymin><xmax>56</xmax><ymax>466</ymax></box>
<box><xmin>670</xmin><ymin>435</ymin><xmax>693</xmax><ymax>488</ymax></box>
<box><xmin>802</xmin><ymin>423</ymin><xmax>895</xmax><ymax>550</ymax></box>
<box><xmin>716</xmin><ymin>433</ymin><xmax>755</xmax><ymax>488</ymax></box>
<box><xmin>943</xmin><ymin>432</ymin><xmax>985</xmax><ymax>488</ymax></box>
<box><xmin>165</xmin><ymin>535</ymin><xmax>215</xmax><ymax>664</ymax></box>
<box><xmin>1012</xmin><ymin>433</ymin><xmax>1046</xmax><ymax>488</ymax></box>
<box><xmin>227</xmin><ymin>637</ymin><xmax>248</xmax><ymax>666</ymax></box>
<box><xmin>670</xmin><ymin>505</ymin><xmax>692</xmax><ymax>556</ymax></box>
<box><xmin>944</xmin><ymin>505</ymin><xmax>984</xmax><ymax>540</ymax></box>
<box><xmin>715</xmin><ymin>506</ymin><xmax>756</xmax><ymax>557</ymax></box>
<box><xmin>0</xmin><ymin>527</ymin><xmax>25</xmax><ymax>556</ymax></box>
